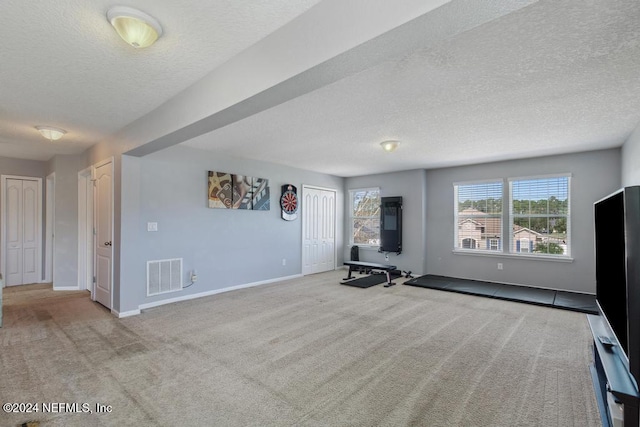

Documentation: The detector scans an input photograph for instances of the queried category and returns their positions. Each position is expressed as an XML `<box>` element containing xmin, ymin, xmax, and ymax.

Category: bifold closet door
<box><xmin>6</xmin><ymin>178</ymin><xmax>39</xmax><ymax>286</ymax></box>
<box><xmin>302</xmin><ymin>187</ymin><xmax>336</xmax><ymax>275</ymax></box>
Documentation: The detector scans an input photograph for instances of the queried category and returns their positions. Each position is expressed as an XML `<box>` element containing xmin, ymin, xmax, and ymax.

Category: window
<box><xmin>462</xmin><ymin>238</ymin><xmax>476</xmax><ymax>249</ymax></box>
<box><xmin>509</xmin><ymin>175</ymin><xmax>570</xmax><ymax>257</ymax></box>
<box><xmin>454</xmin><ymin>181</ymin><xmax>503</xmax><ymax>251</ymax></box>
<box><xmin>350</xmin><ymin>188</ymin><xmax>380</xmax><ymax>246</ymax></box>
<box><xmin>518</xmin><ymin>237</ymin><xmax>531</xmax><ymax>253</ymax></box>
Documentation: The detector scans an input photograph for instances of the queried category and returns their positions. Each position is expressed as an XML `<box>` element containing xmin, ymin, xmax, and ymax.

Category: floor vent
<box><xmin>147</xmin><ymin>258</ymin><xmax>183</xmax><ymax>296</ymax></box>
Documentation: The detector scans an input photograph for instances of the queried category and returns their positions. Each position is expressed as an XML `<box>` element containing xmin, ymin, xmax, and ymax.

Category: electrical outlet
<box><xmin>497</xmin><ymin>263</ymin><xmax>503</xmax><ymax>270</ymax></box>
<box><xmin>190</xmin><ymin>270</ymin><xmax>198</xmax><ymax>282</ymax></box>
<box><xmin>147</xmin><ymin>222</ymin><xmax>158</xmax><ymax>232</ymax></box>
<box><xmin>282</xmin><ymin>258</ymin><xmax>286</xmax><ymax>266</ymax></box>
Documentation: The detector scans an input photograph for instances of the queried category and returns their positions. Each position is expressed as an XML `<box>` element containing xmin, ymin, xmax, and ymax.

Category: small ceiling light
<box><xmin>36</xmin><ymin>126</ymin><xmax>67</xmax><ymax>141</ymax></box>
<box><xmin>107</xmin><ymin>6</ymin><xmax>163</xmax><ymax>49</ymax></box>
<box><xmin>380</xmin><ymin>140</ymin><xmax>400</xmax><ymax>152</ymax></box>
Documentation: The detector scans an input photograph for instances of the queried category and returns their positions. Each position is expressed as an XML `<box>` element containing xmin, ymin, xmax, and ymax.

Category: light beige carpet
<box><xmin>0</xmin><ymin>271</ymin><xmax>601</xmax><ymax>426</ymax></box>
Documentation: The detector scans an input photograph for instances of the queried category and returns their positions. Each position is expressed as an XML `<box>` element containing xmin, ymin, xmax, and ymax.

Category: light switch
<box><xmin>147</xmin><ymin>222</ymin><xmax>158</xmax><ymax>232</ymax></box>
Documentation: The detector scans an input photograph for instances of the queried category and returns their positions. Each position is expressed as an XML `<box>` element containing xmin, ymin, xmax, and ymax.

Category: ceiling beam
<box><xmin>124</xmin><ymin>0</ymin><xmax>538</xmax><ymax>157</ymax></box>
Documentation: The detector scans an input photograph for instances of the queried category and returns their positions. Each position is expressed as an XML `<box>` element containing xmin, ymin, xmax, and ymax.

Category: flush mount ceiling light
<box><xmin>35</xmin><ymin>126</ymin><xmax>67</xmax><ymax>141</ymax></box>
<box><xmin>107</xmin><ymin>6</ymin><xmax>163</xmax><ymax>48</ymax></box>
<box><xmin>380</xmin><ymin>140</ymin><xmax>400</xmax><ymax>152</ymax></box>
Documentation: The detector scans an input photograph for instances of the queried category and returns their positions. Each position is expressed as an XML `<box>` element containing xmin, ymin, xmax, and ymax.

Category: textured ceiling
<box><xmin>2</xmin><ymin>0</ymin><xmax>640</xmax><ymax>177</ymax></box>
<box><xmin>183</xmin><ymin>0</ymin><xmax>640</xmax><ymax>176</ymax></box>
<box><xmin>0</xmin><ymin>0</ymin><xmax>322</xmax><ymax>160</ymax></box>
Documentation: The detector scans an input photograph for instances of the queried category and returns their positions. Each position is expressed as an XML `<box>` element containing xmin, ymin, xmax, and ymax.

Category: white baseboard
<box><xmin>114</xmin><ymin>308</ymin><xmax>141</xmax><ymax>318</ymax></box>
<box><xmin>138</xmin><ymin>274</ymin><xmax>304</xmax><ymax>312</ymax></box>
<box><xmin>53</xmin><ymin>285</ymin><xmax>80</xmax><ymax>291</ymax></box>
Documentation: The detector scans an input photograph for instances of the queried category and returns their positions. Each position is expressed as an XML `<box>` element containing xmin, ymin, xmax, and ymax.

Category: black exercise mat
<box><xmin>341</xmin><ymin>274</ymin><xmax>389</xmax><ymax>288</ymax></box>
<box><xmin>553</xmin><ymin>291</ymin><xmax>598</xmax><ymax>314</ymax></box>
<box><xmin>445</xmin><ymin>278</ymin><xmax>503</xmax><ymax>296</ymax></box>
<box><xmin>494</xmin><ymin>284</ymin><xmax>556</xmax><ymax>305</ymax></box>
<box><xmin>404</xmin><ymin>275</ymin><xmax>452</xmax><ymax>290</ymax></box>
<box><xmin>404</xmin><ymin>274</ymin><xmax>597</xmax><ymax>314</ymax></box>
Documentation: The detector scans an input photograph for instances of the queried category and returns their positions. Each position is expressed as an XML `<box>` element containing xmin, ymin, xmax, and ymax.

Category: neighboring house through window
<box><xmin>454</xmin><ymin>180</ymin><xmax>503</xmax><ymax>252</ymax></box>
<box><xmin>454</xmin><ymin>175</ymin><xmax>570</xmax><ymax>259</ymax></box>
<box><xmin>350</xmin><ymin>188</ymin><xmax>380</xmax><ymax>247</ymax></box>
<box><xmin>509</xmin><ymin>175</ymin><xmax>570</xmax><ymax>257</ymax></box>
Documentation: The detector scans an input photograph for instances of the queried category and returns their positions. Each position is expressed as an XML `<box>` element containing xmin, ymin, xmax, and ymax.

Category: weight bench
<box><xmin>343</xmin><ymin>261</ymin><xmax>397</xmax><ymax>287</ymax></box>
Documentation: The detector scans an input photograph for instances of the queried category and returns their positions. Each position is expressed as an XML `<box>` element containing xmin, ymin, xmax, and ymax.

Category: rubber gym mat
<box><xmin>404</xmin><ymin>274</ymin><xmax>597</xmax><ymax>314</ymax></box>
<box><xmin>341</xmin><ymin>274</ymin><xmax>389</xmax><ymax>288</ymax></box>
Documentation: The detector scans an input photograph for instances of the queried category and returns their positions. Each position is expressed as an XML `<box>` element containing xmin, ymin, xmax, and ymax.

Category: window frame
<box><xmin>453</xmin><ymin>179</ymin><xmax>504</xmax><ymax>254</ymax></box>
<box><xmin>508</xmin><ymin>174</ymin><xmax>571</xmax><ymax>259</ymax></box>
<box><xmin>349</xmin><ymin>187</ymin><xmax>381</xmax><ymax>248</ymax></box>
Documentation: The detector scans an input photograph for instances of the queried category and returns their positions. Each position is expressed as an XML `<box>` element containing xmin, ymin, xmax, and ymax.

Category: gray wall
<box><xmin>82</xmin><ymin>139</ymin><xmax>128</xmax><ymax>311</ymax></box>
<box><xmin>622</xmin><ymin>121</ymin><xmax>640</xmax><ymax>186</ymax></box>
<box><xmin>117</xmin><ymin>145</ymin><xmax>344</xmax><ymax>313</ymax></box>
<box><xmin>46</xmin><ymin>155</ymin><xmax>82</xmax><ymax>288</ymax></box>
<box><xmin>0</xmin><ymin>157</ymin><xmax>47</xmax><ymax>178</ymax></box>
<box><xmin>345</xmin><ymin>169</ymin><xmax>427</xmax><ymax>275</ymax></box>
<box><xmin>425</xmin><ymin>149</ymin><xmax>621</xmax><ymax>294</ymax></box>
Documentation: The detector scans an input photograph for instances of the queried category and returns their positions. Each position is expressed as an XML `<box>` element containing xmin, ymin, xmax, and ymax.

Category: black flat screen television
<box><xmin>595</xmin><ymin>186</ymin><xmax>640</xmax><ymax>385</ymax></box>
<box><xmin>595</xmin><ymin>190</ymin><xmax>627</xmax><ymax>352</ymax></box>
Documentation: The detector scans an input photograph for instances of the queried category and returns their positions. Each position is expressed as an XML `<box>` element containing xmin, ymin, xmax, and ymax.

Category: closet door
<box><xmin>5</xmin><ymin>178</ymin><xmax>40</xmax><ymax>286</ymax></box>
<box><xmin>302</xmin><ymin>187</ymin><xmax>336</xmax><ymax>275</ymax></box>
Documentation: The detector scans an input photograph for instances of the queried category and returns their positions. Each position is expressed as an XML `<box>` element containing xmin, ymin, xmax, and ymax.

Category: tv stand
<box><xmin>588</xmin><ymin>315</ymin><xmax>639</xmax><ymax>426</ymax></box>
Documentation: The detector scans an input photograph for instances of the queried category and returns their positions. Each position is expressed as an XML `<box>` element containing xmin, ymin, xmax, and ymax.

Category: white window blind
<box><xmin>454</xmin><ymin>181</ymin><xmax>503</xmax><ymax>251</ymax></box>
<box><xmin>509</xmin><ymin>175</ymin><xmax>570</xmax><ymax>257</ymax></box>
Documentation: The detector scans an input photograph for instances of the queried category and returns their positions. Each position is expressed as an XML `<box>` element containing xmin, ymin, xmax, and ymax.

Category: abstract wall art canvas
<box><xmin>208</xmin><ymin>171</ymin><xmax>270</xmax><ymax>210</ymax></box>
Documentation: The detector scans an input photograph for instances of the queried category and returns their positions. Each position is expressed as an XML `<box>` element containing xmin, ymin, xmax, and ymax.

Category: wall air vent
<box><xmin>147</xmin><ymin>258</ymin><xmax>182</xmax><ymax>296</ymax></box>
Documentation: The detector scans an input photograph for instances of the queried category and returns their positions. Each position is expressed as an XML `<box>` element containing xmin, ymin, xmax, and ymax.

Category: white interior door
<box><xmin>302</xmin><ymin>186</ymin><xmax>336</xmax><ymax>275</ymax></box>
<box><xmin>94</xmin><ymin>160</ymin><xmax>113</xmax><ymax>309</ymax></box>
<box><xmin>5</xmin><ymin>178</ymin><xmax>41</xmax><ymax>286</ymax></box>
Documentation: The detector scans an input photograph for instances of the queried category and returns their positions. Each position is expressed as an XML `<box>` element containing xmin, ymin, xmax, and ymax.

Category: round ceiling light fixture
<box><xmin>35</xmin><ymin>126</ymin><xmax>67</xmax><ymax>141</ymax></box>
<box><xmin>380</xmin><ymin>140</ymin><xmax>400</xmax><ymax>152</ymax></box>
<box><xmin>107</xmin><ymin>6</ymin><xmax>163</xmax><ymax>48</ymax></box>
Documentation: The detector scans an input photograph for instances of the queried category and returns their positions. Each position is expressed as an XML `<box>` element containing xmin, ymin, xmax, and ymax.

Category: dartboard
<box><xmin>280</xmin><ymin>190</ymin><xmax>298</xmax><ymax>214</ymax></box>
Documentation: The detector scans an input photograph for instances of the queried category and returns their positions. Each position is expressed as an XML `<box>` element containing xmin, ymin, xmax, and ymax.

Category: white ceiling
<box><xmin>2</xmin><ymin>1</ymin><xmax>640</xmax><ymax>177</ymax></box>
<box><xmin>0</xmin><ymin>0</ymin><xmax>322</xmax><ymax>160</ymax></box>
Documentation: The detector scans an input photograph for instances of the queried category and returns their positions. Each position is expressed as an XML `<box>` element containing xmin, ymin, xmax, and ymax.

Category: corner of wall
<box><xmin>622</xmin><ymin>122</ymin><xmax>640</xmax><ymax>187</ymax></box>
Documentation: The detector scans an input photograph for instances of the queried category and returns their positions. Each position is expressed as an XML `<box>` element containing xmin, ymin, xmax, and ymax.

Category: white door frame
<box><xmin>301</xmin><ymin>185</ymin><xmax>337</xmax><ymax>275</ymax></box>
<box><xmin>77</xmin><ymin>167</ymin><xmax>93</xmax><ymax>292</ymax></box>
<box><xmin>1</xmin><ymin>174</ymin><xmax>43</xmax><ymax>287</ymax></box>
<box><xmin>45</xmin><ymin>173</ymin><xmax>55</xmax><ymax>283</ymax></box>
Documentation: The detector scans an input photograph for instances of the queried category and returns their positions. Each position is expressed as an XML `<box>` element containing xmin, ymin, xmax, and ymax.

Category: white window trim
<box><xmin>452</xmin><ymin>249</ymin><xmax>574</xmax><ymax>263</ymax></box>
<box><xmin>453</xmin><ymin>180</ymin><xmax>503</xmax><ymax>254</ymax></box>
<box><xmin>349</xmin><ymin>187</ymin><xmax>380</xmax><ymax>248</ymax></box>
<box><xmin>508</xmin><ymin>174</ymin><xmax>572</xmax><ymax>259</ymax></box>
<box><xmin>453</xmin><ymin>178</ymin><xmax>506</xmax><ymax>187</ymax></box>
<box><xmin>508</xmin><ymin>172</ymin><xmax>572</xmax><ymax>182</ymax></box>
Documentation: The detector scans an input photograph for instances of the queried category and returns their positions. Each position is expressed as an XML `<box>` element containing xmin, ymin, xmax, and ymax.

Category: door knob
<box><xmin>104</xmin><ymin>241</ymin><xmax>112</xmax><ymax>246</ymax></box>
